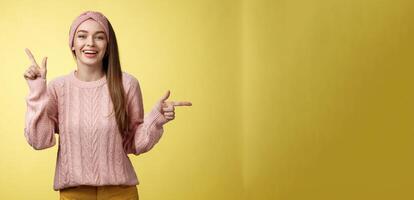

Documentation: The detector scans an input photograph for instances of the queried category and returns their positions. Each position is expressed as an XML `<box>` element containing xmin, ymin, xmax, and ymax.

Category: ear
<box><xmin>71</xmin><ymin>47</ymin><xmax>75</xmax><ymax>50</ymax></box>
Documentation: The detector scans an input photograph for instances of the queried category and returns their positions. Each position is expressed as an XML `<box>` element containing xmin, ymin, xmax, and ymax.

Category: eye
<box><xmin>96</xmin><ymin>36</ymin><xmax>104</xmax><ymax>40</ymax></box>
<box><xmin>77</xmin><ymin>35</ymin><xmax>86</xmax><ymax>38</ymax></box>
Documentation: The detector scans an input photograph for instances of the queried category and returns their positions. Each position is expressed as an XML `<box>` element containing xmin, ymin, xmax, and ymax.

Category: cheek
<box><xmin>73</xmin><ymin>41</ymin><xmax>82</xmax><ymax>51</ymax></box>
<box><xmin>101</xmin><ymin>41</ymin><xmax>108</xmax><ymax>50</ymax></box>
<box><xmin>100</xmin><ymin>43</ymin><xmax>108</xmax><ymax>55</ymax></box>
<box><xmin>73</xmin><ymin>37</ymin><xmax>82</xmax><ymax>46</ymax></box>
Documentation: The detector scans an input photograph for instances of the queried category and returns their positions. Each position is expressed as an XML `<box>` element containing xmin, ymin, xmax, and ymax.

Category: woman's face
<box><xmin>72</xmin><ymin>19</ymin><xmax>108</xmax><ymax>67</ymax></box>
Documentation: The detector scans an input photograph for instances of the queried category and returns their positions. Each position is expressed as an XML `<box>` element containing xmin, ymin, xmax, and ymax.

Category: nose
<box><xmin>86</xmin><ymin>35</ymin><xmax>95</xmax><ymax>46</ymax></box>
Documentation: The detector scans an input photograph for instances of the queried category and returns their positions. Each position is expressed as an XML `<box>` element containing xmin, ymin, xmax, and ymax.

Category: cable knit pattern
<box><xmin>24</xmin><ymin>70</ymin><xmax>167</xmax><ymax>191</ymax></box>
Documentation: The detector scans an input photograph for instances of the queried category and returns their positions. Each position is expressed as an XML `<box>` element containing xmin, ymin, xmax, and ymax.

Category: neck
<box><xmin>75</xmin><ymin>66</ymin><xmax>105</xmax><ymax>82</ymax></box>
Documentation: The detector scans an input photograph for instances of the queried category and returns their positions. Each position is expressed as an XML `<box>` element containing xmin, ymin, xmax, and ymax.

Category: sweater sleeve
<box><xmin>122</xmin><ymin>78</ymin><xmax>168</xmax><ymax>155</ymax></box>
<box><xmin>24</xmin><ymin>78</ymin><xmax>59</xmax><ymax>150</ymax></box>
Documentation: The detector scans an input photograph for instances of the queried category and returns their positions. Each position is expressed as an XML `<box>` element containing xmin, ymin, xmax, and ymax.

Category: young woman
<box><xmin>23</xmin><ymin>10</ymin><xmax>192</xmax><ymax>200</ymax></box>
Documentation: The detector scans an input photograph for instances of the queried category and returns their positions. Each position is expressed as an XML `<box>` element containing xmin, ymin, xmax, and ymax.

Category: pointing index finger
<box><xmin>25</xmin><ymin>48</ymin><xmax>38</xmax><ymax>66</ymax></box>
<box><xmin>173</xmin><ymin>101</ymin><xmax>192</xmax><ymax>107</ymax></box>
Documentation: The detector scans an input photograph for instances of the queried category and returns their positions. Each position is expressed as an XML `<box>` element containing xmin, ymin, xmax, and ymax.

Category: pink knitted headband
<box><xmin>69</xmin><ymin>11</ymin><xmax>109</xmax><ymax>50</ymax></box>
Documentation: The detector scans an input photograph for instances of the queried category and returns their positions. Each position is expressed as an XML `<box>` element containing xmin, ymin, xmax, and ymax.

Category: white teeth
<box><xmin>83</xmin><ymin>50</ymin><xmax>97</xmax><ymax>53</ymax></box>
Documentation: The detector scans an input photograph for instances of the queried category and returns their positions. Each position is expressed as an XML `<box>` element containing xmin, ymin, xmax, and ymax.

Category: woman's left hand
<box><xmin>154</xmin><ymin>90</ymin><xmax>192</xmax><ymax>124</ymax></box>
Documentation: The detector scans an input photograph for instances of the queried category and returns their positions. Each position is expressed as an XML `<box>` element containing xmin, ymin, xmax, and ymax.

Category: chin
<box><xmin>80</xmin><ymin>57</ymin><xmax>103</xmax><ymax>65</ymax></box>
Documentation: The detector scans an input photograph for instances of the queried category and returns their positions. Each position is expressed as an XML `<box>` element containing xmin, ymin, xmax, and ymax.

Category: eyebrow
<box><xmin>77</xmin><ymin>30</ymin><xmax>106</xmax><ymax>34</ymax></box>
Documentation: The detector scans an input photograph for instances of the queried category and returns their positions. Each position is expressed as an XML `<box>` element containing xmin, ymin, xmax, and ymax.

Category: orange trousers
<box><xmin>59</xmin><ymin>185</ymin><xmax>139</xmax><ymax>200</ymax></box>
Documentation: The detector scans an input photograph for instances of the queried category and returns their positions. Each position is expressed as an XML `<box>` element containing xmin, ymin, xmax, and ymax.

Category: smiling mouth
<box><xmin>83</xmin><ymin>50</ymin><xmax>98</xmax><ymax>54</ymax></box>
<box><xmin>82</xmin><ymin>49</ymin><xmax>99</xmax><ymax>58</ymax></box>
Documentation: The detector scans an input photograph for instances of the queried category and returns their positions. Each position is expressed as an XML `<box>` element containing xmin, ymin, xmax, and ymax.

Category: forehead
<box><xmin>76</xmin><ymin>19</ymin><xmax>105</xmax><ymax>33</ymax></box>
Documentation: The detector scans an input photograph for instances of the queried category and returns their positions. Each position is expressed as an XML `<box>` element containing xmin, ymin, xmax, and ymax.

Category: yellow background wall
<box><xmin>242</xmin><ymin>0</ymin><xmax>414</xmax><ymax>199</ymax></box>
<box><xmin>0</xmin><ymin>0</ymin><xmax>413</xmax><ymax>200</ymax></box>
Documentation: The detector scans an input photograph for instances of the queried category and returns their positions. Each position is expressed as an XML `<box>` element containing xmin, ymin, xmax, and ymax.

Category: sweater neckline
<box><xmin>70</xmin><ymin>70</ymin><xmax>107</xmax><ymax>88</ymax></box>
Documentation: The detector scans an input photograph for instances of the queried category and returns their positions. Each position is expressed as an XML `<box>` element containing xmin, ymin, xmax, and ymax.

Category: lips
<box><xmin>82</xmin><ymin>49</ymin><xmax>98</xmax><ymax>58</ymax></box>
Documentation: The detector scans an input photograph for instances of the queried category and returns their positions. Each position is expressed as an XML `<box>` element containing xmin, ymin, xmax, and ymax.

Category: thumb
<box><xmin>159</xmin><ymin>90</ymin><xmax>170</xmax><ymax>103</ymax></box>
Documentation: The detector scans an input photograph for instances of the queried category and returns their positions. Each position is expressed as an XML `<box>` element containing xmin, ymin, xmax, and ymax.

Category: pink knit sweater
<box><xmin>24</xmin><ymin>70</ymin><xmax>167</xmax><ymax>191</ymax></box>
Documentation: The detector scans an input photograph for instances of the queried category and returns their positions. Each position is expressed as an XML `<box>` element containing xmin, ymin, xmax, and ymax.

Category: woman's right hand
<box><xmin>23</xmin><ymin>48</ymin><xmax>47</xmax><ymax>80</ymax></box>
